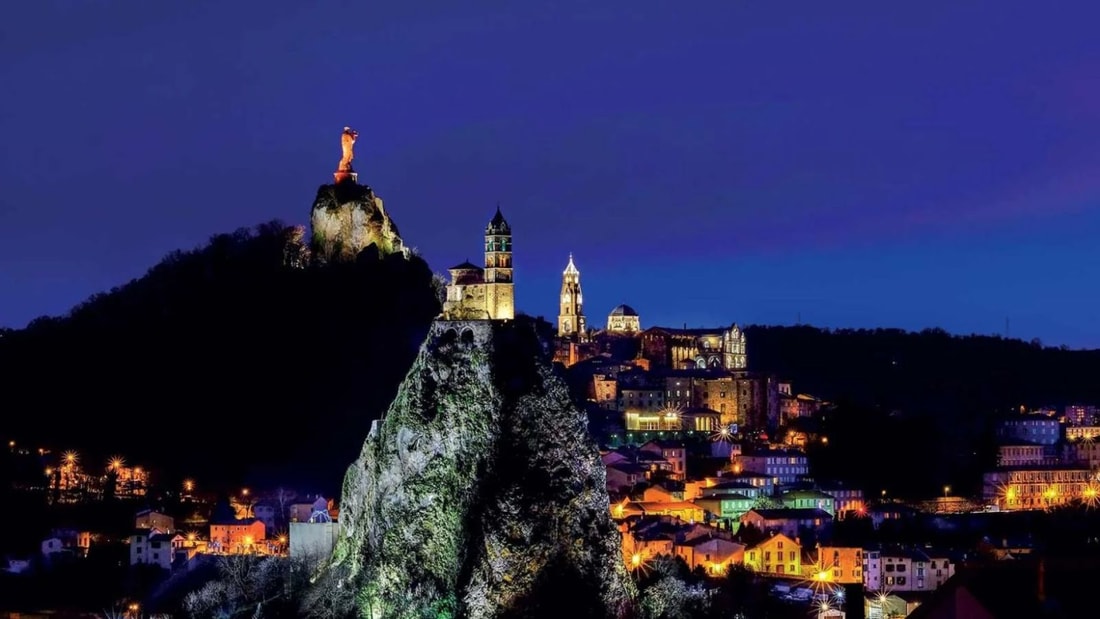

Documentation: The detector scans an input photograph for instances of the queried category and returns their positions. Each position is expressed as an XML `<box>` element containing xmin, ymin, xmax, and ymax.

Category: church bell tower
<box><xmin>483</xmin><ymin>205</ymin><xmax>514</xmax><ymax>320</ymax></box>
<box><xmin>484</xmin><ymin>205</ymin><xmax>512</xmax><ymax>283</ymax></box>
<box><xmin>558</xmin><ymin>253</ymin><xmax>585</xmax><ymax>337</ymax></box>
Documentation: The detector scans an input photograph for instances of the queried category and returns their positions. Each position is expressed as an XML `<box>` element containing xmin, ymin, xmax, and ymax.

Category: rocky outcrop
<box><xmin>311</xmin><ymin>181</ymin><xmax>403</xmax><ymax>264</ymax></box>
<box><xmin>328</xmin><ymin>318</ymin><xmax>634</xmax><ymax>619</ymax></box>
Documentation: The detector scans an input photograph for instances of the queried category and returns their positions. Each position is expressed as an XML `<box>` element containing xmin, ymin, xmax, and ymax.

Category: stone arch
<box><xmin>440</xmin><ymin>328</ymin><xmax>459</xmax><ymax>346</ymax></box>
<box><xmin>460</xmin><ymin>328</ymin><xmax>475</xmax><ymax>345</ymax></box>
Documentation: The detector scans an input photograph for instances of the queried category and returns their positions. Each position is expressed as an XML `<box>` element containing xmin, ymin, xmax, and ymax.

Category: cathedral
<box><xmin>441</xmin><ymin>207</ymin><xmax>515</xmax><ymax>321</ymax></box>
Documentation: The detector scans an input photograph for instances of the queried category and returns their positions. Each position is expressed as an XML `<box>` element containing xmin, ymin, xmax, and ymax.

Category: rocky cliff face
<box><xmin>327</xmin><ymin>318</ymin><xmax>634</xmax><ymax>619</ymax></box>
<box><xmin>311</xmin><ymin>181</ymin><xmax>403</xmax><ymax>264</ymax></box>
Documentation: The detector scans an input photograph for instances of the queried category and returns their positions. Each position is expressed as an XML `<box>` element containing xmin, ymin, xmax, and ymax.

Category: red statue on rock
<box><xmin>335</xmin><ymin>126</ymin><xmax>359</xmax><ymax>183</ymax></box>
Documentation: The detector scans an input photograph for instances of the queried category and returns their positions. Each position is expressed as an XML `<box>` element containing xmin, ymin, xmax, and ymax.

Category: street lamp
<box><xmin>943</xmin><ymin>485</ymin><xmax>951</xmax><ymax>498</ymax></box>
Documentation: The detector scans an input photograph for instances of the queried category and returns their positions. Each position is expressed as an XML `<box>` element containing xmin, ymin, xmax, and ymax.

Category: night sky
<box><xmin>3</xmin><ymin>1</ymin><xmax>1099</xmax><ymax>346</ymax></box>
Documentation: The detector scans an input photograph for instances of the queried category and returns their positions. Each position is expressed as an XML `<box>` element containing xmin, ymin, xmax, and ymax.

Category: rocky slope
<box><xmin>327</xmin><ymin>318</ymin><xmax>633</xmax><ymax>619</ymax></box>
<box><xmin>310</xmin><ymin>181</ymin><xmax>403</xmax><ymax>264</ymax></box>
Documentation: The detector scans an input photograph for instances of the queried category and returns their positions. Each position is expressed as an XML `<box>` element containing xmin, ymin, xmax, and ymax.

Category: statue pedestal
<box><xmin>334</xmin><ymin>170</ymin><xmax>358</xmax><ymax>184</ymax></box>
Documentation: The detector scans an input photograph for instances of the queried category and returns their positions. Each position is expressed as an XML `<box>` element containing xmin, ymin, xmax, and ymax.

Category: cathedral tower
<box><xmin>558</xmin><ymin>254</ymin><xmax>586</xmax><ymax>337</ymax></box>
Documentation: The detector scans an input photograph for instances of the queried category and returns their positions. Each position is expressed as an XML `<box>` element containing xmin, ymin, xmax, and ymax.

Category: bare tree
<box><xmin>181</xmin><ymin>554</ymin><xmax>352</xmax><ymax>618</ymax></box>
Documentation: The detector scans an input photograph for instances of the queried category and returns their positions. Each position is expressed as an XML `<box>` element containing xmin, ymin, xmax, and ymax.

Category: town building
<box><xmin>982</xmin><ymin>466</ymin><xmax>1095</xmax><ymax>510</ymax></box>
<box><xmin>810</xmin><ymin>546</ymin><xmax>864</xmax><ymax>585</ymax></box>
<box><xmin>129</xmin><ymin>530</ymin><xmax>187</xmax><ymax>570</ymax></box>
<box><xmin>741</xmin><ymin>508</ymin><xmax>832</xmax><ymax>539</ymax></box>
<box><xmin>135</xmin><ymin>509</ymin><xmax>175</xmax><ymax>533</ymax></box>
<box><xmin>674</xmin><ymin>536</ymin><xmax>745</xmax><ymax>575</ymax></box>
<box><xmin>209</xmin><ymin>518</ymin><xmax>266</xmax><ymax>554</ymax></box>
<box><xmin>744</xmin><ymin>532</ymin><xmax>801</xmax><ymax>577</ymax></box>
<box><xmin>1064</xmin><ymin>404</ymin><xmax>1098</xmax><ymax>426</ymax></box>
<box><xmin>863</xmin><ymin>548</ymin><xmax>955</xmax><ymax>593</ymax></box>
<box><xmin>734</xmin><ymin>448</ymin><xmax>810</xmax><ymax>486</ymax></box>
<box><xmin>995</xmin><ymin>415</ymin><xmax>1061</xmax><ymax>446</ymax></box>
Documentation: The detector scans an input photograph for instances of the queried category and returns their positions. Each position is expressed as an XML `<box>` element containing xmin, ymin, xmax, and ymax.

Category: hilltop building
<box><xmin>442</xmin><ymin>207</ymin><xmax>515</xmax><ymax>321</ymax></box>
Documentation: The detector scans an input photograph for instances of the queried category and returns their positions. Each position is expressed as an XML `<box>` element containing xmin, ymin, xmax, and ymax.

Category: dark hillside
<box><xmin>746</xmin><ymin>325</ymin><xmax>1100</xmax><ymax>497</ymax></box>
<box><xmin>0</xmin><ymin>221</ymin><xmax>440</xmax><ymax>494</ymax></box>
<box><xmin>745</xmin><ymin>325</ymin><xmax>1100</xmax><ymax>414</ymax></box>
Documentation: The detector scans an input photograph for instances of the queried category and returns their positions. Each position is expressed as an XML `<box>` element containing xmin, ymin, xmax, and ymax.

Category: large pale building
<box><xmin>442</xmin><ymin>207</ymin><xmax>515</xmax><ymax>321</ymax></box>
<box><xmin>558</xmin><ymin>254</ymin><xmax>586</xmax><ymax>337</ymax></box>
<box><xmin>607</xmin><ymin>305</ymin><xmax>641</xmax><ymax>333</ymax></box>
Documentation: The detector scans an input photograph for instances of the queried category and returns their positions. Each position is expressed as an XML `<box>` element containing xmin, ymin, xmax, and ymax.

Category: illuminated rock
<box><xmin>328</xmin><ymin>318</ymin><xmax>633</xmax><ymax>619</ymax></box>
<box><xmin>310</xmin><ymin>181</ymin><xmax>403</xmax><ymax>264</ymax></box>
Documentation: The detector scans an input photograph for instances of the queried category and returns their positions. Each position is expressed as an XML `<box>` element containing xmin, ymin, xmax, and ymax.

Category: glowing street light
<box><xmin>943</xmin><ymin>485</ymin><xmax>951</xmax><ymax>498</ymax></box>
<box><xmin>242</xmin><ymin>488</ymin><xmax>250</xmax><ymax>497</ymax></box>
<box><xmin>183</xmin><ymin>479</ymin><xmax>195</xmax><ymax>493</ymax></box>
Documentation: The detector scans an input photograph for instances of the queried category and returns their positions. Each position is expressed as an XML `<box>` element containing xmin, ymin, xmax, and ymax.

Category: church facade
<box><xmin>442</xmin><ymin>207</ymin><xmax>515</xmax><ymax>321</ymax></box>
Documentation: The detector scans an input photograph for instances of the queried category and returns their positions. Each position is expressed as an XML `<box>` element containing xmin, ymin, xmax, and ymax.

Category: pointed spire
<box><xmin>487</xmin><ymin>203</ymin><xmax>510</xmax><ymax>233</ymax></box>
<box><xmin>564</xmin><ymin>252</ymin><xmax>579</xmax><ymax>275</ymax></box>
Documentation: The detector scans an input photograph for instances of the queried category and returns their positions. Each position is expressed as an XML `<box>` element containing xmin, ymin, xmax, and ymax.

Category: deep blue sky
<box><xmin>3</xmin><ymin>1</ymin><xmax>1099</xmax><ymax>347</ymax></box>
